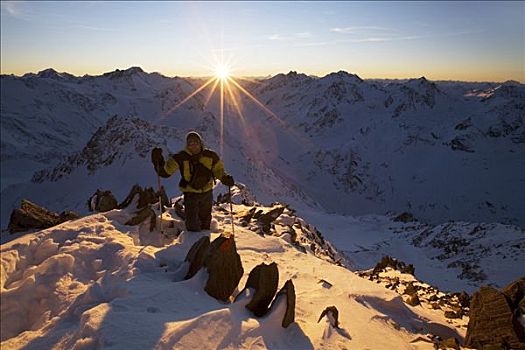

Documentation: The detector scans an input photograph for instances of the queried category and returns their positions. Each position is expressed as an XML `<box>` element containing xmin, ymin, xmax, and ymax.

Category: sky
<box><xmin>0</xmin><ymin>1</ymin><xmax>523</xmax><ymax>82</ymax></box>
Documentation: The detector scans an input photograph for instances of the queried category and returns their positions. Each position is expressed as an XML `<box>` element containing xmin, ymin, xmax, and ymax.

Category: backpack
<box><xmin>174</xmin><ymin>150</ymin><xmax>217</xmax><ymax>190</ymax></box>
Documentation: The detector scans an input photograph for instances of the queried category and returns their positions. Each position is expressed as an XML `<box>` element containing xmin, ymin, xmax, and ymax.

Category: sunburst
<box><xmin>159</xmin><ymin>55</ymin><xmax>300</xmax><ymax>157</ymax></box>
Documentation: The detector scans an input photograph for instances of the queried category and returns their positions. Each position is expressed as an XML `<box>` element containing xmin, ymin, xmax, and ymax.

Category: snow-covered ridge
<box><xmin>2</xmin><ymin>195</ymin><xmax>474</xmax><ymax>349</ymax></box>
<box><xmin>31</xmin><ymin>115</ymin><xmax>182</xmax><ymax>183</ymax></box>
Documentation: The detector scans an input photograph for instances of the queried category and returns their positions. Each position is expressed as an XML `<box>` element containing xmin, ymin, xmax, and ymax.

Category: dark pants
<box><xmin>184</xmin><ymin>190</ymin><xmax>213</xmax><ymax>231</ymax></box>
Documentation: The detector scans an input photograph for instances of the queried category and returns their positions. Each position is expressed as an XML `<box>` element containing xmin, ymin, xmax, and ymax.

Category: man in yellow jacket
<box><xmin>151</xmin><ymin>131</ymin><xmax>234</xmax><ymax>231</ymax></box>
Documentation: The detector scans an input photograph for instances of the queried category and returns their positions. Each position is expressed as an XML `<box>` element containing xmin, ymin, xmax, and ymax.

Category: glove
<box><xmin>222</xmin><ymin>174</ymin><xmax>234</xmax><ymax>187</ymax></box>
<box><xmin>151</xmin><ymin>147</ymin><xmax>164</xmax><ymax>173</ymax></box>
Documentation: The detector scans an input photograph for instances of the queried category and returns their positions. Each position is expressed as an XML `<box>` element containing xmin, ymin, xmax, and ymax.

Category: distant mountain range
<box><xmin>1</xmin><ymin>67</ymin><xmax>524</xmax><ymax>227</ymax></box>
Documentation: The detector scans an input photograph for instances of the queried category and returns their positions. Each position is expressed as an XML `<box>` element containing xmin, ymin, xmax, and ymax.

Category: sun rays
<box><xmin>159</xmin><ymin>62</ymin><xmax>288</xmax><ymax>157</ymax></box>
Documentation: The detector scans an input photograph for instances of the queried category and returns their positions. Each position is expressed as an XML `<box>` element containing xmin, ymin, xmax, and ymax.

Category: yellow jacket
<box><xmin>163</xmin><ymin>148</ymin><xmax>226</xmax><ymax>193</ymax></box>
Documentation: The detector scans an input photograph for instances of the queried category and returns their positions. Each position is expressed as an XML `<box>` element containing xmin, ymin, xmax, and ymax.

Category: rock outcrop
<box><xmin>318</xmin><ymin>306</ymin><xmax>340</xmax><ymax>328</ymax></box>
<box><xmin>184</xmin><ymin>235</ymin><xmax>244</xmax><ymax>302</ymax></box>
<box><xmin>88</xmin><ymin>190</ymin><xmax>118</xmax><ymax>212</ymax></box>
<box><xmin>465</xmin><ymin>278</ymin><xmax>525</xmax><ymax>349</ymax></box>
<box><xmin>8</xmin><ymin>199</ymin><xmax>79</xmax><ymax>233</ymax></box>
<box><xmin>204</xmin><ymin>236</ymin><xmax>244</xmax><ymax>302</ymax></box>
<box><xmin>117</xmin><ymin>184</ymin><xmax>169</xmax><ymax>210</ymax></box>
<box><xmin>244</xmin><ymin>262</ymin><xmax>279</xmax><ymax>317</ymax></box>
<box><xmin>269</xmin><ymin>279</ymin><xmax>296</xmax><ymax>328</ymax></box>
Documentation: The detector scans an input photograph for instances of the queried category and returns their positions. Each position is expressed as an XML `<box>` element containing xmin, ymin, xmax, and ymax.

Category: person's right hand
<box><xmin>151</xmin><ymin>147</ymin><xmax>164</xmax><ymax>172</ymax></box>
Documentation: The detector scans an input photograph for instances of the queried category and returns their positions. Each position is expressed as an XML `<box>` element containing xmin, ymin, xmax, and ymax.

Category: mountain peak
<box><xmin>103</xmin><ymin>66</ymin><xmax>145</xmax><ymax>79</ymax></box>
<box><xmin>323</xmin><ymin>71</ymin><xmax>363</xmax><ymax>83</ymax></box>
<box><xmin>25</xmin><ymin>68</ymin><xmax>75</xmax><ymax>80</ymax></box>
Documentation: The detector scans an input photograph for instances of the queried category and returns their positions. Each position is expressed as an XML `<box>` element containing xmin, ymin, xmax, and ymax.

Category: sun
<box><xmin>215</xmin><ymin>64</ymin><xmax>230</xmax><ymax>80</ymax></box>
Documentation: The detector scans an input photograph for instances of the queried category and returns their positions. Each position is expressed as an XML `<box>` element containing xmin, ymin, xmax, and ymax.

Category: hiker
<box><xmin>151</xmin><ymin>131</ymin><xmax>235</xmax><ymax>232</ymax></box>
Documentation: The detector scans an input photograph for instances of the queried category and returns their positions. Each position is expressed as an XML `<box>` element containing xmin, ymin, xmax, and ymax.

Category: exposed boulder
<box><xmin>268</xmin><ymin>279</ymin><xmax>296</xmax><ymax>328</ymax></box>
<box><xmin>465</xmin><ymin>283</ymin><xmax>525</xmax><ymax>349</ymax></box>
<box><xmin>406</xmin><ymin>294</ymin><xmax>421</xmax><ymax>307</ymax></box>
<box><xmin>503</xmin><ymin>277</ymin><xmax>525</xmax><ymax>309</ymax></box>
<box><xmin>8</xmin><ymin>199</ymin><xmax>80</xmax><ymax>234</ymax></box>
<box><xmin>318</xmin><ymin>305</ymin><xmax>339</xmax><ymax>328</ymax></box>
<box><xmin>257</xmin><ymin>206</ymin><xmax>286</xmax><ymax>234</ymax></box>
<box><xmin>203</xmin><ymin>236</ymin><xmax>244</xmax><ymax>302</ymax></box>
<box><xmin>244</xmin><ymin>262</ymin><xmax>279</xmax><ymax>317</ymax></box>
<box><xmin>118</xmin><ymin>184</ymin><xmax>169</xmax><ymax>210</ymax></box>
<box><xmin>88</xmin><ymin>190</ymin><xmax>118</xmax><ymax>212</ymax></box>
<box><xmin>124</xmin><ymin>207</ymin><xmax>156</xmax><ymax>229</ymax></box>
<box><xmin>216</xmin><ymin>183</ymin><xmax>256</xmax><ymax>206</ymax></box>
<box><xmin>184</xmin><ymin>235</ymin><xmax>244</xmax><ymax>302</ymax></box>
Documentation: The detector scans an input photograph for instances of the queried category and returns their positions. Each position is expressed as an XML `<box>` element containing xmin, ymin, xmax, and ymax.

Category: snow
<box><xmin>1</xmin><ymin>202</ymin><xmax>467</xmax><ymax>349</ymax></box>
<box><xmin>297</xmin><ymin>208</ymin><xmax>525</xmax><ymax>293</ymax></box>
<box><xmin>1</xmin><ymin>68</ymin><xmax>524</xmax><ymax>348</ymax></box>
<box><xmin>2</xmin><ymin>69</ymin><xmax>524</xmax><ymax>228</ymax></box>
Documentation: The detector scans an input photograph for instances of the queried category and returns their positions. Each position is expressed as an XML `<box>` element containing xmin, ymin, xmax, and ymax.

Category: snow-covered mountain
<box><xmin>1</xmin><ymin>67</ymin><xmax>524</xmax><ymax>229</ymax></box>
<box><xmin>1</xmin><ymin>192</ymin><xmax>484</xmax><ymax>349</ymax></box>
<box><xmin>0</xmin><ymin>67</ymin><xmax>206</xmax><ymax>189</ymax></box>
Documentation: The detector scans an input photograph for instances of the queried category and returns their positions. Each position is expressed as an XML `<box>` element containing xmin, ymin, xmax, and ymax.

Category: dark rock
<box><xmin>406</xmin><ymin>294</ymin><xmax>420</xmax><ymax>306</ymax></box>
<box><xmin>184</xmin><ymin>236</ymin><xmax>211</xmax><ymax>279</ymax></box>
<box><xmin>393</xmin><ymin>212</ymin><xmax>415</xmax><ymax>223</ymax></box>
<box><xmin>204</xmin><ymin>236</ymin><xmax>244</xmax><ymax>302</ymax></box>
<box><xmin>502</xmin><ymin>277</ymin><xmax>525</xmax><ymax>309</ymax></box>
<box><xmin>455</xmin><ymin>117</ymin><xmax>472</xmax><ymax>130</ymax></box>
<box><xmin>216</xmin><ymin>191</ymin><xmax>232</xmax><ymax>205</ymax></box>
<box><xmin>8</xmin><ymin>199</ymin><xmax>78</xmax><ymax>233</ymax></box>
<box><xmin>372</xmin><ymin>255</ymin><xmax>415</xmax><ymax>276</ymax></box>
<box><xmin>431</xmin><ymin>303</ymin><xmax>442</xmax><ymax>310</ymax></box>
<box><xmin>257</xmin><ymin>206</ymin><xmax>285</xmax><ymax>234</ymax></box>
<box><xmin>439</xmin><ymin>337</ymin><xmax>460</xmax><ymax>350</ymax></box>
<box><xmin>450</xmin><ymin>137</ymin><xmax>474</xmax><ymax>153</ymax></box>
<box><xmin>59</xmin><ymin>211</ymin><xmax>80</xmax><ymax>221</ymax></box>
<box><xmin>465</xmin><ymin>285</ymin><xmax>525</xmax><ymax>349</ymax></box>
<box><xmin>240</xmin><ymin>207</ymin><xmax>257</xmax><ymax>226</ymax></box>
<box><xmin>456</xmin><ymin>291</ymin><xmax>471</xmax><ymax>308</ymax></box>
<box><xmin>269</xmin><ymin>279</ymin><xmax>296</xmax><ymax>328</ymax></box>
<box><xmin>318</xmin><ymin>279</ymin><xmax>333</xmax><ymax>289</ymax></box>
<box><xmin>244</xmin><ymin>262</ymin><xmax>279</xmax><ymax>317</ymax></box>
<box><xmin>173</xmin><ymin>197</ymin><xmax>185</xmax><ymax>219</ymax></box>
<box><xmin>118</xmin><ymin>184</ymin><xmax>169</xmax><ymax>210</ymax></box>
<box><xmin>317</xmin><ymin>305</ymin><xmax>339</xmax><ymax>328</ymax></box>
<box><xmin>429</xmin><ymin>294</ymin><xmax>439</xmax><ymax>302</ymax></box>
<box><xmin>183</xmin><ymin>235</ymin><xmax>244</xmax><ymax>302</ymax></box>
<box><xmin>404</xmin><ymin>282</ymin><xmax>418</xmax><ymax>296</ymax></box>
<box><xmin>444</xmin><ymin>310</ymin><xmax>461</xmax><ymax>319</ymax></box>
<box><xmin>88</xmin><ymin>189</ymin><xmax>118</xmax><ymax>212</ymax></box>
<box><xmin>125</xmin><ymin>207</ymin><xmax>156</xmax><ymax>227</ymax></box>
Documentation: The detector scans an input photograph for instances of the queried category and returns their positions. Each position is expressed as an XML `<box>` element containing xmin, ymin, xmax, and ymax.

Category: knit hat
<box><xmin>186</xmin><ymin>131</ymin><xmax>203</xmax><ymax>145</ymax></box>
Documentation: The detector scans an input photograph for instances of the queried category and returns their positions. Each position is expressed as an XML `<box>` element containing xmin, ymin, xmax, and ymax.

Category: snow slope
<box><xmin>1</xmin><ymin>196</ymin><xmax>467</xmax><ymax>349</ymax></box>
<box><xmin>297</xmin><ymin>209</ymin><xmax>525</xmax><ymax>293</ymax></box>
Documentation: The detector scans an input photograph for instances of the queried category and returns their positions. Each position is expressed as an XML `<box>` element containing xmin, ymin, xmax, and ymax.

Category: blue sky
<box><xmin>1</xmin><ymin>1</ymin><xmax>523</xmax><ymax>81</ymax></box>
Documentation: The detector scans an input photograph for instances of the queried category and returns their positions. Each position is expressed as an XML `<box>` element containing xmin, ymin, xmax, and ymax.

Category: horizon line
<box><xmin>1</xmin><ymin>66</ymin><xmax>523</xmax><ymax>84</ymax></box>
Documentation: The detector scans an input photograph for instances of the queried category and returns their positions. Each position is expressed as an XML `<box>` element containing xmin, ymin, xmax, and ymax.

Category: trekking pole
<box><xmin>156</xmin><ymin>161</ymin><xmax>163</xmax><ymax>234</ymax></box>
<box><xmin>228</xmin><ymin>186</ymin><xmax>235</xmax><ymax>237</ymax></box>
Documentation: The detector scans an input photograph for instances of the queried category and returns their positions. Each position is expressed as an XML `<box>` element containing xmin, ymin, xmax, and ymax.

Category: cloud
<box><xmin>294</xmin><ymin>34</ymin><xmax>424</xmax><ymax>48</ymax></box>
<box><xmin>70</xmin><ymin>24</ymin><xmax>118</xmax><ymax>32</ymax></box>
<box><xmin>330</xmin><ymin>26</ymin><xmax>392</xmax><ymax>34</ymax></box>
<box><xmin>267</xmin><ymin>32</ymin><xmax>313</xmax><ymax>41</ymax></box>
